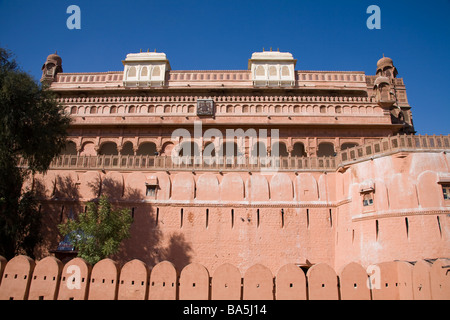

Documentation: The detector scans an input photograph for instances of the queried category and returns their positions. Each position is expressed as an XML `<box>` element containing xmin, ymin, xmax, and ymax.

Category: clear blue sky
<box><xmin>0</xmin><ymin>0</ymin><xmax>449</xmax><ymax>135</ymax></box>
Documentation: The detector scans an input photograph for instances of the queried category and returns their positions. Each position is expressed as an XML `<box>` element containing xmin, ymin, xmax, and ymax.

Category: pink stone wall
<box><xmin>30</xmin><ymin>150</ymin><xmax>450</xmax><ymax>277</ymax></box>
<box><xmin>338</xmin><ymin>262</ymin><xmax>371</xmax><ymax>300</ymax></box>
<box><xmin>57</xmin><ymin>257</ymin><xmax>91</xmax><ymax>300</ymax></box>
<box><xmin>0</xmin><ymin>255</ymin><xmax>35</xmax><ymax>300</ymax></box>
<box><xmin>117</xmin><ymin>259</ymin><xmax>149</xmax><ymax>300</ymax></box>
<box><xmin>88</xmin><ymin>258</ymin><xmax>119</xmax><ymax>300</ymax></box>
<box><xmin>148</xmin><ymin>260</ymin><xmax>177</xmax><ymax>300</ymax></box>
<box><xmin>0</xmin><ymin>255</ymin><xmax>449</xmax><ymax>300</ymax></box>
<box><xmin>28</xmin><ymin>256</ymin><xmax>63</xmax><ymax>300</ymax></box>
<box><xmin>275</xmin><ymin>263</ymin><xmax>307</xmax><ymax>300</ymax></box>
<box><xmin>334</xmin><ymin>152</ymin><xmax>450</xmax><ymax>271</ymax></box>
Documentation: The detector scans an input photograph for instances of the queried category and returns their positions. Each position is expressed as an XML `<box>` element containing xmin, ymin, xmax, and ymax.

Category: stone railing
<box><xmin>339</xmin><ymin>134</ymin><xmax>450</xmax><ymax>165</ymax></box>
<box><xmin>57</xmin><ymin>72</ymin><xmax>123</xmax><ymax>84</ymax></box>
<box><xmin>40</xmin><ymin>155</ymin><xmax>337</xmax><ymax>172</ymax></box>
<box><xmin>17</xmin><ymin>134</ymin><xmax>450</xmax><ymax>172</ymax></box>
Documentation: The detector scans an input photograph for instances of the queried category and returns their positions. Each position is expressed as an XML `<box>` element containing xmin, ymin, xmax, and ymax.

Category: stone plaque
<box><xmin>197</xmin><ymin>99</ymin><xmax>214</xmax><ymax>116</ymax></box>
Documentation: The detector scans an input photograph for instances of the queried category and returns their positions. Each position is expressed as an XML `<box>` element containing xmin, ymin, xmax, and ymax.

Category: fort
<box><xmin>1</xmin><ymin>49</ymin><xmax>448</xmax><ymax>299</ymax></box>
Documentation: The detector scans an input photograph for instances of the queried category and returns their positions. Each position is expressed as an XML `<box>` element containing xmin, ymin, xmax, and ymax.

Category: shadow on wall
<box><xmin>159</xmin><ymin>232</ymin><xmax>193</xmax><ymax>270</ymax></box>
<box><xmin>114</xmin><ymin>213</ymin><xmax>193</xmax><ymax>271</ymax></box>
<box><xmin>33</xmin><ymin>173</ymin><xmax>193</xmax><ymax>270</ymax></box>
<box><xmin>89</xmin><ymin>175</ymin><xmax>193</xmax><ymax>270</ymax></box>
<box><xmin>33</xmin><ymin>174</ymin><xmax>83</xmax><ymax>259</ymax></box>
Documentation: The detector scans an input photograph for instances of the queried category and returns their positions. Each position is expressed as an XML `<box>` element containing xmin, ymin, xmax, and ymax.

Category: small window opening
<box><xmin>257</xmin><ymin>209</ymin><xmax>260</xmax><ymax>228</ymax></box>
<box><xmin>437</xmin><ymin>216</ymin><xmax>442</xmax><ymax>238</ymax></box>
<box><xmin>363</xmin><ymin>193</ymin><xmax>374</xmax><ymax>206</ymax></box>
<box><xmin>231</xmin><ymin>209</ymin><xmax>234</xmax><ymax>228</ymax></box>
<box><xmin>329</xmin><ymin>208</ymin><xmax>333</xmax><ymax>227</ymax></box>
<box><xmin>306</xmin><ymin>209</ymin><xmax>310</xmax><ymax>228</ymax></box>
<box><xmin>376</xmin><ymin>220</ymin><xmax>379</xmax><ymax>241</ymax></box>
<box><xmin>405</xmin><ymin>217</ymin><xmax>409</xmax><ymax>239</ymax></box>
<box><xmin>180</xmin><ymin>208</ymin><xmax>184</xmax><ymax>228</ymax></box>
<box><xmin>146</xmin><ymin>185</ymin><xmax>157</xmax><ymax>197</ymax></box>
<box><xmin>442</xmin><ymin>184</ymin><xmax>450</xmax><ymax>200</ymax></box>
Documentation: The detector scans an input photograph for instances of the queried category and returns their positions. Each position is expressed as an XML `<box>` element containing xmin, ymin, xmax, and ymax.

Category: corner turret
<box><xmin>41</xmin><ymin>51</ymin><xmax>63</xmax><ymax>85</ymax></box>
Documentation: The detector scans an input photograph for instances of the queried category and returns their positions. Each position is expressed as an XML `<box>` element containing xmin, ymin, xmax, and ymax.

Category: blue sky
<box><xmin>0</xmin><ymin>0</ymin><xmax>449</xmax><ymax>135</ymax></box>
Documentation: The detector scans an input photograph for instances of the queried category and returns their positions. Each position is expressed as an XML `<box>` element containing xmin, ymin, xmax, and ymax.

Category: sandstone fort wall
<box><xmin>0</xmin><ymin>255</ymin><xmax>448</xmax><ymax>300</ymax></box>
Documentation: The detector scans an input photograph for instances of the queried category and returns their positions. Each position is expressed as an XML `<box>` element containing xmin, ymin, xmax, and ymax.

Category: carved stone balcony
<box><xmin>17</xmin><ymin>135</ymin><xmax>450</xmax><ymax>173</ymax></box>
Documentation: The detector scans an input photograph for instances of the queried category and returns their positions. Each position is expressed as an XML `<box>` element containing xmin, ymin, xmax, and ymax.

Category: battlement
<box><xmin>52</xmin><ymin>69</ymin><xmax>368</xmax><ymax>91</ymax></box>
<box><xmin>0</xmin><ymin>255</ymin><xmax>448</xmax><ymax>300</ymax></box>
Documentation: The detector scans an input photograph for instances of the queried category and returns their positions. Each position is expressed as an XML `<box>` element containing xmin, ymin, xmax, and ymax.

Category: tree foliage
<box><xmin>58</xmin><ymin>195</ymin><xmax>133</xmax><ymax>265</ymax></box>
<box><xmin>0</xmin><ymin>47</ymin><xmax>71</xmax><ymax>258</ymax></box>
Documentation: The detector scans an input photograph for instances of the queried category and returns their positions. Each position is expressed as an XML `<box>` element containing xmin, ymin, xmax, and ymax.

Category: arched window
<box><xmin>60</xmin><ymin>141</ymin><xmax>77</xmax><ymax>155</ymax></box>
<box><xmin>121</xmin><ymin>142</ymin><xmax>134</xmax><ymax>156</ymax></box>
<box><xmin>281</xmin><ymin>66</ymin><xmax>290</xmax><ymax>77</ymax></box>
<box><xmin>271</xmin><ymin>142</ymin><xmax>289</xmax><ymax>157</ymax></box>
<box><xmin>136</xmin><ymin>142</ymin><xmax>157</xmax><ymax>156</ymax></box>
<box><xmin>127</xmin><ymin>66</ymin><xmax>137</xmax><ymax>78</ymax></box>
<box><xmin>110</xmin><ymin>106</ymin><xmax>117</xmax><ymax>114</ymax></box>
<box><xmin>255</xmin><ymin>65</ymin><xmax>265</xmax><ymax>77</ymax></box>
<box><xmin>317</xmin><ymin>142</ymin><xmax>335</xmax><ymax>157</ymax></box>
<box><xmin>251</xmin><ymin>141</ymin><xmax>267</xmax><ymax>158</ymax></box>
<box><xmin>79</xmin><ymin>142</ymin><xmax>96</xmax><ymax>156</ymax></box>
<box><xmin>291</xmin><ymin>142</ymin><xmax>306</xmax><ymax>157</ymax></box>
<box><xmin>178</xmin><ymin>141</ymin><xmax>200</xmax><ymax>157</ymax></box>
<box><xmin>152</xmin><ymin>66</ymin><xmax>161</xmax><ymax>77</ymax></box>
<box><xmin>204</xmin><ymin>142</ymin><xmax>216</xmax><ymax>157</ymax></box>
<box><xmin>140</xmin><ymin>66</ymin><xmax>148</xmax><ymax>77</ymax></box>
<box><xmin>268</xmin><ymin>66</ymin><xmax>277</xmax><ymax>79</ymax></box>
<box><xmin>219</xmin><ymin>142</ymin><xmax>239</xmax><ymax>157</ymax></box>
<box><xmin>99</xmin><ymin>142</ymin><xmax>118</xmax><ymax>155</ymax></box>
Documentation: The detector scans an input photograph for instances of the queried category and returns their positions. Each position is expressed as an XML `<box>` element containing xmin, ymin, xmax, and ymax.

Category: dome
<box><xmin>374</xmin><ymin>76</ymin><xmax>390</xmax><ymax>87</ymax></box>
<box><xmin>377</xmin><ymin>56</ymin><xmax>393</xmax><ymax>69</ymax></box>
<box><xmin>46</xmin><ymin>52</ymin><xmax>62</xmax><ymax>65</ymax></box>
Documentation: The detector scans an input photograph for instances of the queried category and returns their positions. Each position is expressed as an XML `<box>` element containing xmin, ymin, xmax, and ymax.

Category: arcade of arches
<box><xmin>62</xmin><ymin>140</ymin><xmax>359</xmax><ymax>158</ymax></box>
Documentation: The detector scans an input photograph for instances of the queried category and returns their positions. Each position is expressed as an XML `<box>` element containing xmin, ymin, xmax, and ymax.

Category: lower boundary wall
<box><xmin>0</xmin><ymin>255</ymin><xmax>449</xmax><ymax>300</ymax></box>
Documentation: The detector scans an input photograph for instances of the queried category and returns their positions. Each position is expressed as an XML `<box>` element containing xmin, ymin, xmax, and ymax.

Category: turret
<box><xmin>41</xmin><ymin>52</ymin><xmax>63</xmax><ymax>85</ymax></box>
<box><xmin>373</xmin><ymin>55</ymin><xmax>398</xmax><ymax>110</ymax></box>
<box><xmin>373</xmin><ymin>55</ymin><xmax>414</xmax><ymax>134</ymax></box>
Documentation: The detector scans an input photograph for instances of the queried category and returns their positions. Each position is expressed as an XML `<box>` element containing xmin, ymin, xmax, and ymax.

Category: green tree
<box><xmin>58</xmin><ymin>195</ymin><xmax>133</xmax><ymax>265</ymax></box>
<box><xmin>0</xmin><ymin>47</ymin><xmax>71</xmax><ymax>258</ymax></box>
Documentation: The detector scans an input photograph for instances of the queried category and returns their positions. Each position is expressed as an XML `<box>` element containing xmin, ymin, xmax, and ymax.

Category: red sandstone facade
<box><xmin>21</xmin><ymin>50</ymin><xmax>449</xmax><ymax>279</ymax></box>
